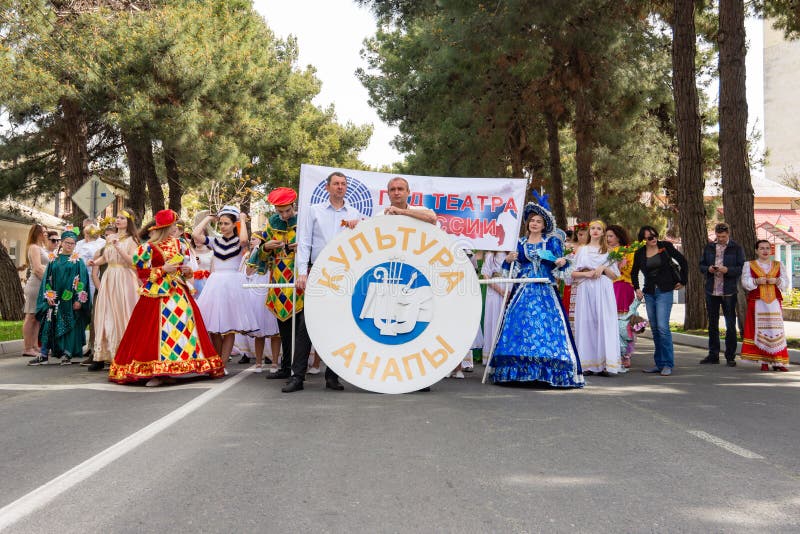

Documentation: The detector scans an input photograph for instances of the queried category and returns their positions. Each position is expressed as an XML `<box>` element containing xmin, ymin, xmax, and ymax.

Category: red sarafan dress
<box><xmin>109</xmin><ymin>237</ymin><xmax>224</xmax><ymax>383</ymax></box>
<box><xmin>740</xmin><ymin>259</ymin><xmax>790</xmax><ymax>365</ymax></box>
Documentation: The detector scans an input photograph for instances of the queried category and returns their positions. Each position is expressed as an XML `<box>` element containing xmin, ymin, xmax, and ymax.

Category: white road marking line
<box><xmin>0</xmin><ymin>368</ymin><xmax>252</xmax><ymax>531</ymax></box>
<box><xmin>687</xmin><ymin>430</ymin><xmax>764</xmax><ymax>459</ymax></box>
<box><xmin>0</xmin><ymin>383</ymin><xmax>213</xmax><ymax>393</ymax></box>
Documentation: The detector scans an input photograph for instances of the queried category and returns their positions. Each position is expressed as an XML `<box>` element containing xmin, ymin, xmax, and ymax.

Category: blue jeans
<box><xmin>645</xmin><ymin>288</ymin><xmax>674</xmax><ymax>369</ymax></box>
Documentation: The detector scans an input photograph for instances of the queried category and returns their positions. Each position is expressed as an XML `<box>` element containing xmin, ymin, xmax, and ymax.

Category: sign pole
<box><xmin>90</xmin><ymin>178</ymin><xmax>98</xmax><ymax>219</ymax></box>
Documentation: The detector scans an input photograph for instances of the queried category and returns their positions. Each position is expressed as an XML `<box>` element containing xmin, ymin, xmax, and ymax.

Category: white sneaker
<box><xmin>253</xmin><ymin>365</ymin><xmax>263</xmax><ymax>374</ymax></box>
<box><xmin>308</xmin><ymin>367</ymin><xmax>321</xmax><ymax>375</ymax></box>
<box><xmin>452</xmin><ymin>371</ymin><xmax>465</xmax><ymax>379</ymax></box>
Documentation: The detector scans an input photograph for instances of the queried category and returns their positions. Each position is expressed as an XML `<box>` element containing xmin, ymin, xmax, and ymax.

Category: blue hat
<box><xmin>523</xmin><ymin>191</ymin><xmax>557</xmax><ymax>236</ymax></box>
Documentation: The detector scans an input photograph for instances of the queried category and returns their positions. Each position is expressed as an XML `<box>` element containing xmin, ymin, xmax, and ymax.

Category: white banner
<box><xmin>297</xmin><ymin>164</ymin><xmax>526</xmax><ymax>252</ymax></box>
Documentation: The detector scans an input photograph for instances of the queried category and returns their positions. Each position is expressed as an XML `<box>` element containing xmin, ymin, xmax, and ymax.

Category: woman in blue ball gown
<box><xmin>488</xmin><ymin>196</ymin><xmax>584</xmax><ymax>388</ymax></box>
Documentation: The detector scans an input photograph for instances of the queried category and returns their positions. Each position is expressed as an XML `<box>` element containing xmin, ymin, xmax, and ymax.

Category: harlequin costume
<box><xmin>256</xmin><ymin>188</ymin><xmax>304</xmax><ymax>322</ymax></box>
<box><xmin>109</xmin><ymin>210</ymin><xmax>223</xmax><ymax>383</ymax></box>
<box><xmin>741</xmin><ymin>259</ymin><xmax>790</xmax><ymax>366</ymax></box>
<box><xmin>35</xmin><ymin>231</ymin><xmax>92</xmax><ymax>363</ymax></box>
<box><xmin>254</xmin><ymin>188</ymin><xmax>305</xmax><ymax>376</ymax></box>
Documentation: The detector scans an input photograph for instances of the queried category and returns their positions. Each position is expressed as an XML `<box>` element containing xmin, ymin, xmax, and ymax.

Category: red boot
<box><xmin>773</xmin><ymin>365</ymin><xmax>789</xmax><ymax>372</ymax></box>
<box><xmin>760</xmin><ymin>363</ymin><xmax>769</xmax><ymax>372</ymax></box>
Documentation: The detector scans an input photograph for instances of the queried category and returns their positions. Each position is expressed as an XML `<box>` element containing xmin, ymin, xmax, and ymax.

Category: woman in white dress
<box><xmin>22</xmin><ymin>224</ymin><xmax>49</xmax><ymax>357</ymax></box>
<box><xmin>481</xmin><ymin>250</ymin><xmax>508</xmax><ymax>359</ymax></box>
<box><xmin>237</xmin><ymin>234</ymin><xmax>280</xmax><ymax>372</ymax></box>
<box><xmin>88</xmin><ymin>211</ymin><xmax>140</xmax><ymax>371</ymax></box>
<box><xmin>572</xmin><ymin>220</ymin><xmax>622</xmax><ymax>375</ymax></box>
<box><xmin>194</xmin><ymin>206</ymin><xmax>259</xmax><ymax>370</ymax></box>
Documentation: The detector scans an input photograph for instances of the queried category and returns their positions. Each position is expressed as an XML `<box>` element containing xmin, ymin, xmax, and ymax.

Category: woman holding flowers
<box><xmin>110</xmin><ymin>209</ymin><xmax>224</xmax><ymax>386</ymax></box>
<box><xmin>571</xmin><ymin>220</ymin><xmax>622</xmax><ymax>375</ymax></box>
<box><xmin>29</xmin><ymin>230</ymin><xmax>92</xmax><ymax>366</ymax></box>
<box><xmin>489</xmin><ymin>196</ymin><xmax>583</xmax><ymax>388</ymax></box>
<box><xmin>87</xmin><ymin>211</ymin><xmax>140</xmax><ymax>371</ymax></box>
<box><xmin>606</xmin><ymin>225</ymin><xmax>642</xmax><ymax>367</ymax></box>
<box><xmin>741</xmin><ymin>240</ymin><xmax>790</xmax><ymax>371</ymax></box>
<box><xmin>630</xmin><ymin>225</ymin><xmax>687</xmax><ymax>376</ymax></box>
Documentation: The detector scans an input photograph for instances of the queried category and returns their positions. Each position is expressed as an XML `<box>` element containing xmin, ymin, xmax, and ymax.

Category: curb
<box><xmin>0</xmin><ymin>339</ymin><xmax>24</xmax><ymax>358</ymax></box>
<box><xmin>640</xmin><ymin>331</ymin><xmax>800</xmax><ymax>365</ymax></box>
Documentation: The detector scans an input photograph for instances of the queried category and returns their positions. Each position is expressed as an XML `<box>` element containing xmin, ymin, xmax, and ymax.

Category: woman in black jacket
<box><xmin>630</xmin><ymin>226</ymin><xmax>688</xmax><ymax>376</ymax></box>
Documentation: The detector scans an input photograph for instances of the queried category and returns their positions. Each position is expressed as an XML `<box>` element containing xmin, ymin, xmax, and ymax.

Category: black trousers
<box><xmin>276</xmin><ymin>311</ymin><xmax>339</xmax><ymax>382</ymax></box>
<box><xmin>705</xmin><ymin>293</ymin><xmax>738</xmax><ymax>360</ymax></box>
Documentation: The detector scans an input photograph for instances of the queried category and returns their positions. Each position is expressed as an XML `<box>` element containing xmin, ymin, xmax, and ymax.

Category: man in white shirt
<box><xmin>284</xmin><ymin>172</ymin><xmax>361</xmax><ymax>392</ymax></box>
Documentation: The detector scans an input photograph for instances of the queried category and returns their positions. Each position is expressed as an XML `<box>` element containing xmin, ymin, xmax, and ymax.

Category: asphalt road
<box><xmin>0</xmin><ymin>340</ymin><xmax>799</xmax><ymax>533</ymax></box>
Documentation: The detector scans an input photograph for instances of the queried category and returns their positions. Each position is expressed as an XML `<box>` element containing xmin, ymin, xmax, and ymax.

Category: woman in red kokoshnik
<box><xmin>110</xmin><ymin>209</ymin><xmax>224</xmax><ymax>386</ymax></box>
<box><xmin>741</xmin><ymin>239</ymin><xmax>790</xmax><ymax>371</ymax></box>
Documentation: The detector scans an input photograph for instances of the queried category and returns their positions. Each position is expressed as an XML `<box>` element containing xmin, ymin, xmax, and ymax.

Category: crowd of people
<box><xmin>18</xmin><ymin>173</ymin><xmax>792</xmax><ymax>391</ymax></box>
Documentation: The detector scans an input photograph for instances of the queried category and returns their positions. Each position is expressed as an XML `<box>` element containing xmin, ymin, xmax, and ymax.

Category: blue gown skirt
<box><xmin>491</xmin><ymin>279</ymin><xmax>584</xmax><ymax>388</ymax></box>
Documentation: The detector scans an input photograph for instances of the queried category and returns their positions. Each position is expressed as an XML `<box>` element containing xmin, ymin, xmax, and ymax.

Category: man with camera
<box><xmin>699</xmin><ymin>222</ymin><xmax>746</xmax><ymax>366</ymax></box>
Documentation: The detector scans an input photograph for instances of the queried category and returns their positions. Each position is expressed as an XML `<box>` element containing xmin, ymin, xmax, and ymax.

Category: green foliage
<box><xmin>358</xmin><ymin>0</ymin><xmax>684</xmax><ymax>227</ymax></box>
<box><xmin>0</xmin><ymin>0</ymin><xmax>371</xmax><ymax>214</ymax></box>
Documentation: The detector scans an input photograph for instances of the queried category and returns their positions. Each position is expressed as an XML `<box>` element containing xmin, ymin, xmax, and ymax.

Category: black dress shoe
<box><xmin>726</xmin><ymin>360</ymin><xmax>736</xmax><ymax>367</ymax></box>
<box><xmin>281</xmin><ymin>377</ymin><xmax>304</xmax><ymax>393</ymax></box>
<box><xmin>699</xmin><ymin>356</ymin><xmax>720</xmax><ymax>364</ymax></box>
<box><xmin>266</xmin><ymin>369</ymin><xmax>291</xmax><ymax>379</ymax></box>
<box><xmin>325</xmin><ymin>379</ymin><xmax>344</xmax><ymax>391</ymax></box>
<box><xmin>237</xmin><ymin>355</ymin><xmax>251</xmax><ymax>364</ymax></box>
<box><xmin>87</xmin><ymin>361</ymin><xmax>105</xmax><ymax>372</ymax></box>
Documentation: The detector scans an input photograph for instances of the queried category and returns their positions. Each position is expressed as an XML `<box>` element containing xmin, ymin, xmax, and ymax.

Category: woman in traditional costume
<box><xmin>194</xmin><ymin>206</ymin><xmax>259</xmax><ymax>371</ymax></box>
<box><xmin>29</xmin><ymin>230</ymin><xmax>91</xmax><ymax>366</ymax></box>
<box><xmin>741</xmin><ymin>240</ymin><xmax>790</xmax><ymax>371</ymax></box>
<box><xmin>572</xmin><ymin>220</ymin><xmax>622</xmax><ymax>375</ymax></box>
<box><xmin>22</xmin><ymin>224</ymin><xmax>49</xmax><ymax>358</ymax></box>
<box><xmin>563</xmin><ymin>223</ymin><xmax>588</xmax><ymax>330</ymax></box>
<box><xmin>87</xmin><ymin>211</ymin><xmax>140</xmax><ymax>371</ymax></box>
<box><xmin>606</xmin><ymin>224</ymin><xmax>636</xmax><ymax>368</ymax></box>
<box><xmin>488</xmin><ymin>196</ymin><xmax>584</xmax><ymax>388</ymax></box>
<box><xmin>109</xmin><ymin>209</ymin><xmax>224</xmax><ymax>386</ymax></box>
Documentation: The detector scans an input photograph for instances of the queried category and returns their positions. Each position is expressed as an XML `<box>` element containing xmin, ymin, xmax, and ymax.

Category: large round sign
<box><xmin>304</xmin><ymin>216</ymin><xmax>482</xmax><ymax>394</ymax></box>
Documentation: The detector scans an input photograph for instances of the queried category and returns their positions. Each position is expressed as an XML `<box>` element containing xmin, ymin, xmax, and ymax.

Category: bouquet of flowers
<box><xmin>606</xmin><ymin>240</ymin><xmax>645</xmax><ymax>264</ymax></box>
<box><xmin>629</xmin><ymin>315</ymin><xmax>648</xmax><ymax>334</ymax></box>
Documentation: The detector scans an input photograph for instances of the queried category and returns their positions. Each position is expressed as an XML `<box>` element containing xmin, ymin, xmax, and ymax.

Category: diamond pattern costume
<box><xmin>255</xmin><ymin>213</ymin><xmax>304</xmax><ymax>321</ymax></box>
<box><xmin>109</xmin><ymin>237</ymin><xmax>223</xmax><ymax>383</ymax></box>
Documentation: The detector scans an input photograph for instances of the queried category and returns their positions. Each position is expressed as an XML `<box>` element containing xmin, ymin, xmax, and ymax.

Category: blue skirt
<box><xmin>491</xmin><ymin>281</ymin><xmax>584</xmax><ymax>388</ymax></box>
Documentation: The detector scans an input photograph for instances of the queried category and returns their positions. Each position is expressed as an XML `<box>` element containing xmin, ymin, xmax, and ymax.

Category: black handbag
<box><xmin>665</xmin><ymin>249</ymin><xmax>682</xmax><ymax>284</ymax></box>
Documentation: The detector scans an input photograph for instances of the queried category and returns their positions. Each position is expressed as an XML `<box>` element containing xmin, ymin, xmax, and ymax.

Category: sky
<box><xmin>253</xmin><ymin>0</ymin><xmax>401</xmax><ymax>168</ymax></box>
<box><xmin>254</xmin><ymin>1</ymin><xmax>767</xmax><ymax>173</ymax></box>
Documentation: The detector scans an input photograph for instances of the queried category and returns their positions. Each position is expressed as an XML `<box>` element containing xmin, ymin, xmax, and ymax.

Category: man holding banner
<box><xmin>288</xmin><ymin>171</ymin><xmax>361</xmax><ymax>392</ymax></box>
<box><xmin>380</xmin><ymin>176</ymin><xmax>438</xmax><ymax>224</ymax></box>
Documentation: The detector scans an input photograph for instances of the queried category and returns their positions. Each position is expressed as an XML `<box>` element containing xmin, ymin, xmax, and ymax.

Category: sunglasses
<box><xmin>49</xmin><ymin>238</ymin><xmax>61</xmax><ymax>243</ymax></box>
<box><xmin>644</xmin><ymin>234</ymin><xmax>657</xmax><ymax>241</ymax></box>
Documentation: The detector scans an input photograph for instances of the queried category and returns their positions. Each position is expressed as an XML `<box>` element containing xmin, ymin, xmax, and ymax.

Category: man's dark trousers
<box><xmin>706</xmin><ymin>293</ymin><xmax>738</xmax><ymax>362</ymax></box>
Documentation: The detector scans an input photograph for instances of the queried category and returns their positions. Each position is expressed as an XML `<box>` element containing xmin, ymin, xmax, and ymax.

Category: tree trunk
<box><xmin>165</xmin><ymin>147</ymin><xmax>182</xmax><ymax>213</ymax></box>
<box><xmin>673</xmin><ymin>0</ymin><xmax>709</xmax><ymax>330</ymax></box>
<box><xmin>144</xmin><ymin>146</ymin><xmax>165</xmax><ymax>214</ymax></box>
<box><xmin>545</xmin><ymin>110</ymin><xmax>568</xmax><ymax>229</ymax></box>
<box><xmin>123</xmin><ymin>132</ymin><xmax>162</xmax><ymax>219</ymax></box>
<box><xmin>123</xmin><ymin>131</ymin><xmax>148</xmax><ymax>220</ymax></box>
<box><xmin>58</xmin><ymin>97</ymin><xmax>90</xmax><ymax>224</ymax></box>
<box><xmin>574</xmin><ymin>88</ymin><xmax>596</xmax><ymax>222</ymax></box>
<box><xmin>0</xmin><ymin>242</ymin><xmax>25</xmax><ymax>321</ymax></box>
<box><xmin>719</xmin><ymin>0</ymin><xmax>755</xmax><ymax>332</ymax></box>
